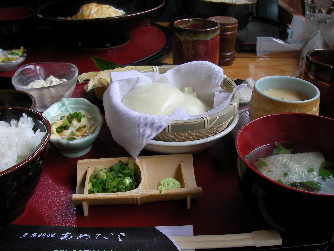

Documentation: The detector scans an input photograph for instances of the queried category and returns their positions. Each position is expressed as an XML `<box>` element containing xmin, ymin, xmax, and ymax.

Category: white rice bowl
<box><xmin>0</xmin><ymin>113</ymin><xmax>46</xmax><ymax>172</ymax></box>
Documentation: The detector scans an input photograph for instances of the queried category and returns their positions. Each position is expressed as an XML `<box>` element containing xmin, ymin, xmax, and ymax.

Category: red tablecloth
<box><xmin>0</xmin><ymin>24</ymin><xmax>168</xmax><ymax>78</ymax></box>
<box><xmin>12</xmin><ymin>83</ymin><xmax>268</xmax><ymax>236</ymax></box>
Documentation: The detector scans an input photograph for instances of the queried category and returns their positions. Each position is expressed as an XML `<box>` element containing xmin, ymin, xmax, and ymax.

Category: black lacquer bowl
<box><xmin>0</xmin><ymin>6</ymin><xmax>36</xmax><ymax>48</ymax></box>
<box><xmin>236</xmin><ymin>113</ymin><xmax>334</xmax><ymax>234</ymax></box>
<box><xmin>36</xmin><ymin>0</ymin><xmax>165</xmax><ymax>47</ymax></box>
<box><xmin>0</xmin><ymin>107</ymin><xmax>51</xmax><ymax>225</ymax></box>
<box><xmin>189</xmin><ymin>0</ymin><xmax>256</xmax><ymax>30</ymax></box>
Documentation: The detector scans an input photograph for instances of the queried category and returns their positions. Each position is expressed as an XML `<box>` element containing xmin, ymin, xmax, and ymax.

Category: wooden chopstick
<box><xmin>171</xmin><ymin>230</ymin><xmax>282</xmax><ymax>250</ymax></box>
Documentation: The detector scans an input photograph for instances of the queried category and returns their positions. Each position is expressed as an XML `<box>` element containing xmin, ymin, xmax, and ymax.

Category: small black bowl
<box><xmin>0</xmin><ymin>6</ymin><xmax>36</xmax><ymax>48</ymax></box>
<box><xmin>0</xmin><ymin>90</ymin><xmax>36</xmax><ymax>110</ymax></box>
<box><xmin>0</xmin><ymin>107</ymin><xmax>51</xmax><ymax>226</ymax></box>
<box><xmin>36</xmin><ymin>0</ymin><xmax>165</xmax><ymax>48</ymax></box>
<box><xmin>189</xmin><ymin>0</ymin><xmax>257</xmax><ymax>30</ymax></box>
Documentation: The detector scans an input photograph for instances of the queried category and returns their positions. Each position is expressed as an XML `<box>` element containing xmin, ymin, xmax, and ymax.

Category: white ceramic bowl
<box><xmin>144</xmin><ymin>113</ymin><xmax>239</xmax><ymax>154</ymax></box>
<box><xmin>0</xmin><ymin>53</ymin><xmax>26</xmax><ymax>71</ymax></box>
<box><xmin>12</xmin><ymin>62</ymin><xmax>78</xmax><ymax>112</ymax></box>
<box><xmin>42</xmin><ymin>98</ymin><xmax>103</xmax><ymax>158</ymax></box>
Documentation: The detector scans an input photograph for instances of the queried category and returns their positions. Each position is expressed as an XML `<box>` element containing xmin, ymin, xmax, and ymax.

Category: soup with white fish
<box><xmin>246</xmin><ymin>142</ymin><xmax>334</xmax><ymax>194</ymax></box>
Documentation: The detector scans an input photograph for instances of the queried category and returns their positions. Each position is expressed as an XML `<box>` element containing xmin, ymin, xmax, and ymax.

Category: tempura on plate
<box><xmin>72</xmin><ymin>3</ymin><xmax>125</xmax><ymax>19</ymax></box>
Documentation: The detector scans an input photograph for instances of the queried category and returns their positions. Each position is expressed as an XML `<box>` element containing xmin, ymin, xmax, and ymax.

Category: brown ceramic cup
<box><xmin>209</xmin><ymin>16</ymin><xmax>238</xmax><ymax>66</ymax></box>
<box><xmin>303</xmin><ymin>49</ymin><xmax>334</xmax><ymax>118</ymax></box>
<box><xmin>171</xmin><ymin>18</ymin><xmax>220</xmax><ymax>65</ymax></box>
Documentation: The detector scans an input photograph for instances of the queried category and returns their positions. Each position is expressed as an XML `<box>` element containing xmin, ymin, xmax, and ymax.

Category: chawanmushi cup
<box><xmin>249</xmin><ymin>76</ymin><xmax>320</xmax><ymax>120</ymax></box>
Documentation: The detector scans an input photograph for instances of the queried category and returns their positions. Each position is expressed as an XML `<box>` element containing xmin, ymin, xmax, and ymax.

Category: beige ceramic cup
<box><xmin>249</xmin><ymin>76</ymin><xmax>320</xmax><ymax>120</ymax></box>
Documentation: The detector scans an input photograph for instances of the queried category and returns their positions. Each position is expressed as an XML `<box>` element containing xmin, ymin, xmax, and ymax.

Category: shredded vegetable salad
<box><xmin>0</xmin><ymin>46</ymin><xmax>25</xmax><ymax>63</ymax></box>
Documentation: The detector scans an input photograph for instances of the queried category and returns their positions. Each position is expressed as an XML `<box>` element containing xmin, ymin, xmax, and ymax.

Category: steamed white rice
<box><xmin>0</xmin><ymin>113</ymin><xmax>46</xmax><ymax>172</ymax></box>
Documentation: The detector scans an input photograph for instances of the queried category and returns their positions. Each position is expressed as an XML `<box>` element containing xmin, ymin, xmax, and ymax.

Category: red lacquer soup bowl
<box><xmin>235</xmin><ymin>113</ymin><xmax>334</xmax><ymax>234</ymax></box>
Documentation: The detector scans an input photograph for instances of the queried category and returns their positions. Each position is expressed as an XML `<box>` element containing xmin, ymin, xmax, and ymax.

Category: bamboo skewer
<box><xmin>171</xmin><ymin>230</ymin><xmax>282</xmax><ymax>250</ymax></box>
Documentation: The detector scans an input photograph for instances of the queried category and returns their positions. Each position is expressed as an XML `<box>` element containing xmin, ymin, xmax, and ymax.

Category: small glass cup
<box><xmin>304</xmin><ymin>0</ymin><xmax>334</xmax><ymax>48</ymax></box>
<box><xmin>303</xmin><ymin>49</ymin><xmax>334</xmax><ymax>118</ymax></box>
<box><xmin>171</xmin><ymin>18</ymin><xmax>220</xmax><ymax>65</ymax></box>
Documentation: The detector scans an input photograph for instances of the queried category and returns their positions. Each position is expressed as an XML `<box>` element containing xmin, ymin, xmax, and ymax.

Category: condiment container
<box><xmin>72</xmin><ymin>154</ymin><xmax>202</xmax><ymax>216</ymax></box>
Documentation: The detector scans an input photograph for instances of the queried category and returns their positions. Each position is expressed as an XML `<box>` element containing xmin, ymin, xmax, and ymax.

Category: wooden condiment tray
<box><xmin>72</xmin><ymin>154</ymin><xmax>202</xmax><ymax>216</ymax></box>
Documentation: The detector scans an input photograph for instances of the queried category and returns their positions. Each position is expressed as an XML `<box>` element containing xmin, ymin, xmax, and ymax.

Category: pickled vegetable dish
<box><xmin>0</xmin><ymin>46</ymin><xmax>25</xmax><ymax>62</ymax></box>
<box><xmin>51</xmin><ymin>111</ymin><xmax>98</xmax><ymax>141</ymax></box>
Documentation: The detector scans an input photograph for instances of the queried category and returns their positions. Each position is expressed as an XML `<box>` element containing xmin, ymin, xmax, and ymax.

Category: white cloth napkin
<box><xmin>103</xmin><ymin>61</ymin><xmax>245</xmax><ymax>159</ymax></box>
<box><xmin>239</xmin><ymin>78</ymin><xmax>255</xmax><ymax>103</ymax></box>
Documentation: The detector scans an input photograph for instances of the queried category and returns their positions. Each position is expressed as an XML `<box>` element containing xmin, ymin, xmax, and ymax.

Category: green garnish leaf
<box><xmin>308</xmin><ymin>168</ymin><xmax>315</xmax><ymax>173</ymax></box>
<box><xmin>319</xmin><ymin>166</ymin><xmax>333</xmax><ymax>181</ymax></box>
<box><xmin>91</xmin><ymin>56</ymin><xmax>121</xmax><ymax>71</ymax></box>
<box><xmin>273</xmin><ymin>142</ymin><xmax>293</xmax><ymax>155</ymax></box>
<box><xmin>56</xmin><ymin>120</ymin><xmax>70</xmax><ymax>133</ymax></box>
<box><xmin>254</xmin><ymin>158</ymin><xmax>267</xmax><ymax>167</ymax></box>
<box><xmin>76</xmin><ymin>125</ymin><xmax>87</xmax><ymax>131</ymax></box>
<box><xmin>67</xmin><ymin>137</ymin><xmax>76</xmax><ymax>141</ymax></box>
<box><xmin>295</xmin><ymin>181</ymin><xmax>322</xmax><ymax>191</ymax></box>
<box><xmin>67</xmin><ymin>112</ymin><xmax>84</xmax><ymax>123</ymax></box>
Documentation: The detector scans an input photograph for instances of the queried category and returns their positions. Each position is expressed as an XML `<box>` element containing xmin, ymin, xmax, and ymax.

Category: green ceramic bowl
<box><xmin>42</xmin><ymin>98</ymin><xmax>103</xmax><ymax>158</ymax></box>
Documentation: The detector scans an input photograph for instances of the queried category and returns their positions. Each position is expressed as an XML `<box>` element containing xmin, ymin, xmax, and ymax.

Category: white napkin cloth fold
<box><xmin>103</xmin><ymin>61</ymin><xmax>245</xmax><ymax>159</ymax></box>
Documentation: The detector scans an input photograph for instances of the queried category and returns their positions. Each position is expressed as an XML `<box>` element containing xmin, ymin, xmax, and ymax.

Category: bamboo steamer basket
<box><xmin>83</xmin><ymin>65</ymin><xmax>239</xmax><ymax>142</ymax></box>
<box><xmin>107</xmin><ymin>65</ymin><xmax>239</xmax><ymax>142</ymax></box>
<box><xmin>249</xmin><ymin>76</ymin><xmax>320</xmax><ymax>120</ymax></box>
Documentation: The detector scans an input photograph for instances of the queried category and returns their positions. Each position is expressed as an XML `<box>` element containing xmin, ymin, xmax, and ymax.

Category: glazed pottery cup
<box><xmin>303</xmin><ymin>49</ymin><xmax>334</xmax><ymax>118</ymax></box>
<box><xmin>171</xmin><ymin>18</ymin><xmax>220</xmax><ymax>65</ymax></box>
<box><xmin>249</xmin><ymin>76</ymin><xmax>320</xmax><ymax>120</ymax></box>
<box><xmin>209</xmin><ymin>16</ymin><xmax>238</xmax><ymax>66</ymax></box>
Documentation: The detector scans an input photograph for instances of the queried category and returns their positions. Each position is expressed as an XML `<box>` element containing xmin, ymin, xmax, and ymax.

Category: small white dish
<box><xmin>0</xmin><ymin>53</ymin><xmax>26</xmax><ymax>71</ymax></box>
<box><xmin>144</xmin><ymin>113</ymin><xmax>239</xmax><ymax>154</ymax></box>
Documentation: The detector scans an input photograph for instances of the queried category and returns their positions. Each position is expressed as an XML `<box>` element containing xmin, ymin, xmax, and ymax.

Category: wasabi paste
<box><xmin>158</xmin><ymin>178</ymin><xmax>181</xmax><ymax>194</ymax></box>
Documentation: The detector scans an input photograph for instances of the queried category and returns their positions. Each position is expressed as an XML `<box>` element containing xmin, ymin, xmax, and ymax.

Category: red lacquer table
<box><xmin>11</xmin><ymin>83</ymin><xmax>266</xmax><ymax>235</ymax></box>
<box><xmin>2</xmin><ymin>22</ymin><xmax>332</xmax><ymax>249</ymax></box>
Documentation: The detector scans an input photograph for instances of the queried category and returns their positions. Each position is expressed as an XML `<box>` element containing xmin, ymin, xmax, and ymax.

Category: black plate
<box><xmin>236</xmin><ymin>16</ymin><xmax>290</xmax><ymax>52</ymax></box>
<box><xmin>36</xmin><ymin>0</ymin><xmax>165</xmax><ymax>48</ymax></box>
